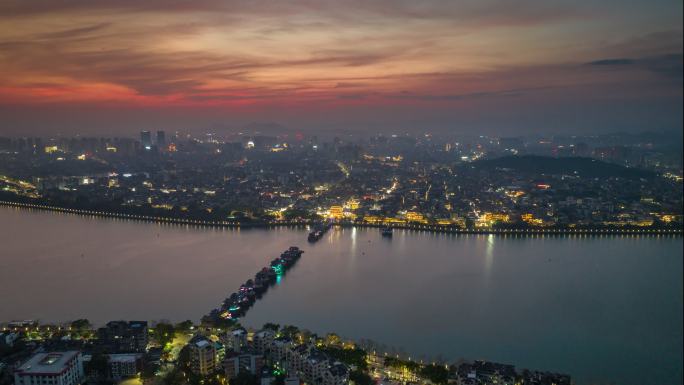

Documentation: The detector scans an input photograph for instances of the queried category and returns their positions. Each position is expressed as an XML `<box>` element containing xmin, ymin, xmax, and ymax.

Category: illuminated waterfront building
<box><xmin>345</xmin><ymin>198</ymin><xmax>360</xmax><ymax>210</ymax></box>
<box><xmin>478</xmin><ymin>212</ymin><xmax>511</xmax><ymax>227</ymax></box>
<box><xmin>522</xmin><ymin>213</ymin><xmax>544</xmax><ymax>226</ymax></box>
<box><xmin>329</xmin><ymin>206</ymin><xmax>344</xmax><ymax>220</ymax></box>
<box><xmin>405</xmin><ymin>211</ymin><xmax>426</xmax><ymax>223</ymax></box>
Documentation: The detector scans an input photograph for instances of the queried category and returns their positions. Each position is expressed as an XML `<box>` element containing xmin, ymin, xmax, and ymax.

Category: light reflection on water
<box><xmin>0</xmin><ymin>206</ymin><xmax>682</xmax><ymax>385</ymax></box>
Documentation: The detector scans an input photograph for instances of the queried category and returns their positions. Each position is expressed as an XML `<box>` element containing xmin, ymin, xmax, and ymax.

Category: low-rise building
<box><xmin>286</xmin><ymin>345</ymin><xmax>349</xmax><ymax>385</ymax></box>
<box><xmin>271</xmin><ymin>336</ymin><xmax>293</xmax><ymax>363</ymax></box>
<box><xmin>302</xmin><ymin>350</ymin><xmax>330</xmax><ymax>383</ymax></box>
<box><xmin>14</xmin><ymin>351</ymin><xmax>84</xmax><ymax>385</ymax></box>
<box><xmin>324</xmin><ymin>362</ymin><xmax>349</xmax><ymax>385</ymax></box>
<box><xmin>0</xmin><ymin>331</ymin><xmax>19</xmax><ymax>347</ymax></box>
<box><xmin>214</xmin><ymin>341</ymin><xmax>226</xmax><ymax>365</ymax></box>
<box><xmin>222</xmin><ymin>327</ymin><xmax>248</xmax><ymax>353</ymax></box>
<box><xmin>252</xmin><ymin>329</ymin><xmax>276</xmax><ymax>355</ymax></box>
<box><xmin>259</xmin><ymin>367</ymin><xmax>275</xmax><ymax>385</ymax></box>
<box><xmin>97</xmin><ymin>321</ymin><xmax>148</xmax><ymax>353</ymax></box>
<box><xmin>224</xmin><ymin>350</ymin><xmax>264</xmax><ymax>379</ymax></box>
<box><xmin>108</xmin><ymin>353</ymin><xmax>142</xmax><ymax>380</ymax></box>
<box><xmin>189</xmin><ymin>336</ymin><xmax>217</xmax><ymax>376</ymax></box>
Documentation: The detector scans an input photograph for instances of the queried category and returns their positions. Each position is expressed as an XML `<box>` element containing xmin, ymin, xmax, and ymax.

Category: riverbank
<box><xmin>2</xmin><ymin>208</ymin><xmax>681</xmax><ymax>385</ymax></box>
<box><xmin>1</xmin><ymin>200</ymin><xmax>681</xmax><ymax>236</ymax></box>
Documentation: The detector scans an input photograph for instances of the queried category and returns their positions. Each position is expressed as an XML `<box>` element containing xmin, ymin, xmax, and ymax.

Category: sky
<box><xmin>0</xmin><ymin>0</ymin><xmax>681</xmax><ymax>137</ymax></box>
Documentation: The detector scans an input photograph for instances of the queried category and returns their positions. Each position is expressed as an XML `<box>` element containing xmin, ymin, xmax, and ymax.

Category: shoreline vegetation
<box><xmin>1</xmin><ymin>198</ymin><xmax>681</xmax><ymax>236</ymax></box>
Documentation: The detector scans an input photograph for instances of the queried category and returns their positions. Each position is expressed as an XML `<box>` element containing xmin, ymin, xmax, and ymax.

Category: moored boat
<box><xmin>204</xmin><ymin>246</ymin><xmax>304</xmax><ymax>325</ymax></box>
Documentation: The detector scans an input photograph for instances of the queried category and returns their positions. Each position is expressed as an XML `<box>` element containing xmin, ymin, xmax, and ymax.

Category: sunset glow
<box><xmin>0</xmin><ymin>0</ymin><xmax>681</xmax><ymax>134</ymax></box>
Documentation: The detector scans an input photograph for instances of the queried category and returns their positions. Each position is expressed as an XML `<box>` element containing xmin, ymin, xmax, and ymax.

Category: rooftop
<box><xmin>16</xmin><ymin>351</ymin><xmax>80</xmax><ymax>375</ymax></box>
<box><xmin>108</xmin><ymin>354</ymin><xmax>142</xmax><ymax>363</ymax></box>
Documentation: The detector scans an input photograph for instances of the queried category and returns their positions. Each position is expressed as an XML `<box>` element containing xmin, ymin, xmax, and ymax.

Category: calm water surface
<box><xmin>1</xmin><ymin>206</ymin><xmax>682</xmax><ymax>385</ymax></box>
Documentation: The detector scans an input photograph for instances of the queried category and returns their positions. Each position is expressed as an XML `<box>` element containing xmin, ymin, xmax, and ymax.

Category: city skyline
<box><xmin>1</xmin><ymin>3</ymin><xmax>682</xmax><ymax>385</ymax></box>
<box><xmin>0</xmin><ymin>0</ymin><xmax>682</xmax><ymax>136</ymax></box>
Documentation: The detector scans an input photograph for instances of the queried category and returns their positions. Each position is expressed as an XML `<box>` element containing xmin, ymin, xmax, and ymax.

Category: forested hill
<box><xmin>469</xmin><ymin>155</ymin><xmax>654</xmax><ymax>179</ymax></box>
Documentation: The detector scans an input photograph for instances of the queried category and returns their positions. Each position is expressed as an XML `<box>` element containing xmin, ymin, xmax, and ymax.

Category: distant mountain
<box><xmin>204</xmin><ymin>122</ymin><xmax>295</xmax><ymax>138</ymax></box>
<box><xmin>240</xmin><ymin>122</ymin><xmax>293</xmax><ymax>136</ymax></box>
<box><xmin>469</xmin><ymin>155</ymin><xmax>654</xmax><ymax>179</ymax></box>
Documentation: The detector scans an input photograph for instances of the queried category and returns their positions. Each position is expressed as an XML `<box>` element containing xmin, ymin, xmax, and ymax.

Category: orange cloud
<box><xmin>0</xmin><ymin>0</ymin><xmax>680</xmax><ymax>113</ymax></box>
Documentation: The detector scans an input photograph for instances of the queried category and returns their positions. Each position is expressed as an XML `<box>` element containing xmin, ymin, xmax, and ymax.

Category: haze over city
<box><xmin>0</xmin><ymin>0</ymin><xmax>682</xmax><ymax>136</ymax></box>
<box><xmin>1</xmin><ymin>2</ymin><xmax>682</xmax><ymax>385</ymax></box>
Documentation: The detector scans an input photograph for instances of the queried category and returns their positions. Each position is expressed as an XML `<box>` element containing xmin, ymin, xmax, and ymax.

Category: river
<box><xmin>0</xmin><ymin>206</ymin><xmax>681</xmax><ymax>385</ymax></box>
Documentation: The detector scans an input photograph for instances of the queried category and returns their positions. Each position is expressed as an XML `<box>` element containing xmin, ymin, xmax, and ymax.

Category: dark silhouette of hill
<box><xmin>470</xmin><ymin>155</ymin><xmax>654</xmax><ymax>179</ymax></box>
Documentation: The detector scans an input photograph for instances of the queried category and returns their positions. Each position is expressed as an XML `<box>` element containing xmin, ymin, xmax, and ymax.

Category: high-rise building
<box><xmin>156</xmin><ymin>130</ymin><xmax>166</xmax><ymax>148</ymax></box>
<box><xmin>140</xmin><ymin>130</ymin><xmax>152</xmax><ymax>149</ymax></box>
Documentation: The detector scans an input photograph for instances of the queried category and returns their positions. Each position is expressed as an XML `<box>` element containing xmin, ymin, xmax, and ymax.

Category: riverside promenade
<box><xmin>2</xmin><ymin>200</ymin><xmax>682</xmax><ymax>236</ymax></box>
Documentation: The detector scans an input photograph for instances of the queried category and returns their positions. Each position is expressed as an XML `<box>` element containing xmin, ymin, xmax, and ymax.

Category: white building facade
<box><xmin>14</xmin><ymin>351</ymin><xmax>84</xmax><ymax>385</ymax></box>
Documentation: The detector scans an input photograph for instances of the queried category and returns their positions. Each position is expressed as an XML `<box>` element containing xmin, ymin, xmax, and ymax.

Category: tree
<box><xmin>229</xmin><ymin>371</ymin><xmax>258</xmax><ymax>385</ymax></box>
<box><xmin>141</xmin><ymin>363</ymin><xmax>157</xmax><ymax>380</ymax></box>
<box><xmin>281</xmin><ymin>325</ymin><xmax>300</xmax><ymax>339</ymax></box>
<box><xmin>299</xmin><ymin>329</ymin><xmax>314</xmax><ymax>343</ymax></box>
<box><xmin>262</xmin><ymin>323</ymin><xmax>280</xmax><ymax>332</ymax></box>
<box><xmin>85</xmin><ymin>352</ymin><xmax>110</xmax><ymax>381</ymax></box>
<box><xmin>154</xmin><ymin>323</ymin><xmax>175</xmax><ymax>347</ymax></box>
<box><xmin>175</xmin><ymin>320</ymin><xmax>194</xmax><ymax>333</ymax></box>
<box><xmin>325</xmin><ymin>333</ymin><xmax>341</xmax><ymax>346</ymax></box>
<box><xmin>321</xmin><ymin>347</ymin><xmax>368</xmax><ymax>371</ymax></box>
<box><xmin>162</xmin><ymin>368</ymin><xmax>186</xmax><ymax>385</ymax></box>
<box><xmin>350</xmin><ymin>370</ymin><xmax>374</xmax><ymax>385</ymax></box>
<box><xmin>70</xmin><ymin>319</ymin><xmax>93</xmax><ymax>339</ymax></box>
<box><xmin>177</xmin><ymin>346</ymin><xmax>191</xmax><ymax>370</ymax></box>
<box><xmin>70</xmin><ymin>319</ymin><xmax>92</xmax><ymax>330</ymax></box>
<box><xmin>419</xmin><ymin>364</ymin><xmax>449</xmax><ymax>384</ymax></box>
<box><xmin>273</xmin><ymin>374</ymin><xmax>286</xmax><ymax>385</ymax></box>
